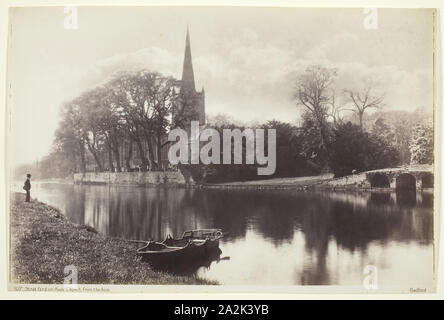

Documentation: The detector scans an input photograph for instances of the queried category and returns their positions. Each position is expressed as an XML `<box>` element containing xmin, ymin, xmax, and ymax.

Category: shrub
<box><xmin>330</xmin><ymin>122</ymin><xmax>399</xmax><ymax>177</ymax></box>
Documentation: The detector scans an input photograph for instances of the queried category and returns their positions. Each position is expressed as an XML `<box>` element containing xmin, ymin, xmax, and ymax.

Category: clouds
<box><xmin>10</xmin><ymin>7</ymin><xmax>434</xmax><ymax>164</ymax></box>
<box><xmin>43</xmin><ymin>28</ymin><xmax>432</xmax><ymax>128</ymax></box>
<box><xmin>40</xmin><ymin>17</ymin><xmax>433</xmax><ymax>121</ymax></box>
<box><xmin>303</xmin><ymin>32</ymin><xmax>361</xmax><ymax>61</ymax></box>
<box><xmin>53</xmin><ymin>47</ymin><xmax>181</xmax><ymax>100</ymax></box>
<box><xmin>31</xmin><ymin>27</ymin><xmax>434</xmax><ymax>123</ymax></box>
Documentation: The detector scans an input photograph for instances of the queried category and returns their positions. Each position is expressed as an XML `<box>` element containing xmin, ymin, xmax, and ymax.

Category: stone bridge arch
<box><xmin>369</xmin><ymin>173</ymin><xmax>390</xmax><ymax>188</ymax></box>
<box><xmin>421</xmin><ymin>172</ymin><xmax>434</xmax><ymax>189</ymax></box>
<box><xmin>395</xmin><ymin>173</ymin><xmax>416</xmax><ymax>190</ymax></box>
<box><xmin>366</xmin><ymin>169</ymin><xmax>433</xmax><ymax>190</ymax></box>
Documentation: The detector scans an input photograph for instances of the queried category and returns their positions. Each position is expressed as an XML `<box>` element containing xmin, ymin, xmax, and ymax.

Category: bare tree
<box><xmin>295</xmin><ymin>65</ymin><xmax>337</xmax><ymax>156</ymax></box>
<box><xmin>344</xmin><ymin>82</ymin><xmax>384</xmax><ymax>129</ymax></box>
<box><xmin>326</xmin><ymin>89</ymin><xmax>346</xmax><ymax>125</ymax></box>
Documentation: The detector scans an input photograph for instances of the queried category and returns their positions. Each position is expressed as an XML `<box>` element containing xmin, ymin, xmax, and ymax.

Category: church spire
<box><xmin>181</xmin><ymin>26</ymin><xmax>196</xmax><ymax>93</ymax></box>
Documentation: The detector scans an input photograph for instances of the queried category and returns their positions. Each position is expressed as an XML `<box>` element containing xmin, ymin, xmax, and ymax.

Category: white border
<box><xmin>0</xmin><ymin>0</ymin><xmax>442</xmax><ymax>300</ymax></box>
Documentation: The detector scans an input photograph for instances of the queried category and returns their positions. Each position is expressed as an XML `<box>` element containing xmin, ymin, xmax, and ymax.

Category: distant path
<box><xmin>206</xmin><ymin>174</ymin><xmax>334</xmax><ymax>188</ymax></box>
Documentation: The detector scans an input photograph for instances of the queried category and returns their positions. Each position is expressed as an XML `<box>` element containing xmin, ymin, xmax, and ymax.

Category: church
<box><xmin>111</xmin><ymin>28</ymin><xmax>206</xmax><ymax>171</ymax></box>
<box><xmin>156</xmin><ymin>27</ymin><xmax>206</xmax><ymax>169</ymax></box>
<box><xmin>178</xmin><ymin>27</ymin><xmax>206</xmax><ymax>125</ymax></box>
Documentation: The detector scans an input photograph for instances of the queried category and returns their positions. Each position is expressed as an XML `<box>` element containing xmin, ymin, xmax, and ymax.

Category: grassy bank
<box><xmin>10</xmin><ymin>193</ymin><xmax>216</xmax><ymax>285</ymax></box>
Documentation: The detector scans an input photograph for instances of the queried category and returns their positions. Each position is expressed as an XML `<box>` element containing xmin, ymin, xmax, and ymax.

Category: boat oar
<box><xmin>219</xmin><ymin>256</ymin><xmax>230</xmax><ymax>261</ymax></box>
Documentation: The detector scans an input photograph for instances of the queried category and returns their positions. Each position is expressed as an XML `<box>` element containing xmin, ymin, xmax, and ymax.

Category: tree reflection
<box><xmin>57</xmin><ymin>184</ymin><xmax>433</xmax><ymax>284</ymax></box>
<box><xmin>369</xmin><ymin>192</ymin><xmax>391</xmax><ymax>205</ymax></box>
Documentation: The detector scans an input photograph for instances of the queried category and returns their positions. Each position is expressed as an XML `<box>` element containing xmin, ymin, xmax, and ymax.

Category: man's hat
<box><xmin>26</xmin><ymin>173</ymin><xmax>31</xmax><ymax>178</ymax></box>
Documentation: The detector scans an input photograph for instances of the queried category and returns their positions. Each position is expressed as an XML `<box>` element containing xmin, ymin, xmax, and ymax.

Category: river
<box><xmin>13</xmin><ymin>181</ymin><xmax>434</xmax><ymax>289</ymax></box>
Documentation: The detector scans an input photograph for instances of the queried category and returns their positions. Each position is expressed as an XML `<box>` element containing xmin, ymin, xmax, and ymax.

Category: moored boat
<box><xmin>136</xmin><ymin>229</ymin><xmax>225</xmax><ymax>268</ymax></box>
<box><xmin>137</xmin><ymin>238</ymin><xmax>209</xmax><ymax>267</ymax></box>
<box><xmin>181</xmin><ymin>228</ymin><xmax>224</xmax><ymax>249</ymax></box>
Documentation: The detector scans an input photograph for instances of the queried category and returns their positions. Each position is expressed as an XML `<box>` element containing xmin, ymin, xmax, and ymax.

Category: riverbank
<box><xmin>204</xmin><ymin>165</ymin><xmax>433</xmax><ymax>191</ymax></box>
<box><xmin>204</xmin><ymin>174</ymin><xmax>334</xmax><ymax>190</ymax></box>
<box><xmin>51</xmin><ymin>164</ymin><xmax>432</xmax><ymax>192</ymax></box>
<box><xmin>9</xmin><ymin>193</ymin><xmax>216</xmax><ymax>285</ymax></box>
<box><xmin>73</xmin><ymin>171</ymin><xmax>193</xmax><ymax>186</ymax></box>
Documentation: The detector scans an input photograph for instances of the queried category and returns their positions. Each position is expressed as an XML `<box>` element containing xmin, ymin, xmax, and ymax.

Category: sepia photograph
<box><xmin>5</xmin><ymin>5</ymin><xmax>437</xmax><ymax>294</ymax></box>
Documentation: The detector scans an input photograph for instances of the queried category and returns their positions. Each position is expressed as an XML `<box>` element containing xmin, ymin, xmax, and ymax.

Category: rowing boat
<box><xmin>181</xmin><ymin>228</ymin><xmax>224</xmax><ymax>249</ymax></box>
<box><xmin>136</xmin><ymin>238</ymin><xmax>209</xmax><ymax>267</ymax></box>
<box><xmin>136</xmin><ymin>229</ymin><xmax>224</xmax><ymax>267</ymax></box>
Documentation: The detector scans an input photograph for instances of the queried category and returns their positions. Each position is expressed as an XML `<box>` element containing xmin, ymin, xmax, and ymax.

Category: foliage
<box><xmin>183</xmin><ymin>119</ymin><xmax>319</xmax><ymax>184</ymax></box>
<box><xmin>365</xmin><ymin>109</ymin><xmax>432</xmax><ymax>164</ymax></box>
<box><xmin>42</xmin><ymin>70</ymin><xmax>183</xmax><ymax>176</ymax></box>
<box><xmin>330</xmin><ymin>122</ymin><xmax>400</xmax><ymax>177</ymax></box>
<box><xmin>299</xmin><ymin>112</ymin><xmax>332</xmax><ymax>172</ymax></box>
<box><xmin>410</xmin><ymin>124</ymin><xmax>433</xmax><ymax>165</ymax></box>
<box><xmin>25</xmin><ymin>64</ymin><xmax>432</xmax><ymax>182</ymax></box>
<box><xmin>369</xmin><ymin>117</ymin><xmax>400</xmax><ymax>168</ymax></box>
<box><xmin>371</xmin><ymin>118</ymin><xmax>396</xmax><ymax>146</ymax></box>
<box><xmin>263</xmin><ymin>120</ymin><xmax>319</xmax><ymax>177</ymax></box>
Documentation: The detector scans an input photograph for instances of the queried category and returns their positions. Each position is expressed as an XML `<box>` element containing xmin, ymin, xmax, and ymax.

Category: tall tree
<box><xmin>95</xmin><ymin>85</ymin><xmax>124</xmax><ymax>172</ymax></box>
<box><xmin>149</xmin><ymin>76</ymin><xmax>178</xmax><ymax>166</ymax></box>
<box><xmin>77</xmin><ymin>90</ymin><xmax>106</xmax><ymax>171</ymax></box>
<box><xmin>326</xmin><ymin>90</ymin><xmax>345</xmax><ymax>125</ymax></box>
<box><xmin>109</xmin><ymin>72</ymin><xmax>151</xmax><ymax>170</ymax></box>
<box><xmin>109</xmin><ymin>71</ymin><xmax>179</xmax><ymax>170</ymax></box>
<box><xmin>344</xmin><ymin>81</ymin><xmax>384</xmax><ymax>129</ymax></box>
<box><xmin>61</xmin><ymin>102</ymin><xmax>87</xmax><ymax>173</ymax></box>
<box><xmin>295</xmin><ymin>65</ymin><xmax>336</xmax><ymax>160</ymax></box>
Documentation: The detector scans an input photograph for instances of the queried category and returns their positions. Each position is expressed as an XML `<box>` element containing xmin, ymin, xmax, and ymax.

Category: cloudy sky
<box><xmin>9</xmin><ymin>6</ymin><xmax>434</xmax><ymax>165</ymax></box>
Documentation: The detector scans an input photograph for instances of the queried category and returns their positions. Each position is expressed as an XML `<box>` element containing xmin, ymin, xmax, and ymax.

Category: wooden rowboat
<box><xmin>181</xmin><ymin>229</ymin><xmax>224</xmax><ymax>249</ymax></box>
<box><xmin>136</xmin><ymin>229</ymin><xmax>224</xmax><ymax>267</ymax></box>
<box><xmin>136</xmin><ymin>238</ymin><xmax>209</xmax><ymax>267</ymax></box>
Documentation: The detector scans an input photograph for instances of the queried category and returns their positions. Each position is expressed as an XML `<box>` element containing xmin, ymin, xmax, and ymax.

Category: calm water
<box><xmin>14</xmin><ymin>181</ymin><xmax>434</xmax><ymax>288</ymax></box>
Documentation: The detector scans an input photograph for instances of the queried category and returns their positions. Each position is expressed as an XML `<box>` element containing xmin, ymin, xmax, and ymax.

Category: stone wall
<box><xmin>73</xmin><ymin>171</ymin><xmax>194</xmax><ymax>186</ymax></box>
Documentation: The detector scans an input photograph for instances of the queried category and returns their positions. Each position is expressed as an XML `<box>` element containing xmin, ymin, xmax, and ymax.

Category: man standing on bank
<box><xmin>23</xmin><ymin>173</ymin><xmax>31</xmax><ymax>202</ymax></box>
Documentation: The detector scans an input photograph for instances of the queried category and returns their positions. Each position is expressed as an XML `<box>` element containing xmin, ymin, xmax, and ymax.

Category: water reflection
<box><xmin>369</xmin><ymin>192</ymin><xmax>392</xmax><ymax>205</ymax></box>
<box><xmin>22</xmin><ymin>182</ymin><xmax>433</xmax><ymax>287</ymax></box>
<box><xmin>147</xmin><ymin>247</ymin><xmax>226</xmax><ymax>276</ymax></box>
<box><xmin>396</xmin><ymin>189</ymin><xmax>417</xmax><ymax>207</ymax></box>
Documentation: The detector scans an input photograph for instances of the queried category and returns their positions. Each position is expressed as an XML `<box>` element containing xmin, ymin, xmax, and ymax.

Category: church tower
<box><xmin>179</xmin><ymin>27</ymin><xmax>205</xmax><ymax>124</ymax></box>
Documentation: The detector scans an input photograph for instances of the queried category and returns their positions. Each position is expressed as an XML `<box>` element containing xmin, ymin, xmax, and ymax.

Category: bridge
<box><xmin>318</xmin><ymin>165</ymin><xmax>434</xmax><ymax>191</ymax></box>
<box><xmin>365</xmin><ymin>165</ymin><xmax>434</xmax><ymax>190</ymax></box>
